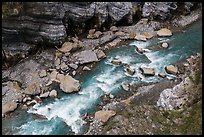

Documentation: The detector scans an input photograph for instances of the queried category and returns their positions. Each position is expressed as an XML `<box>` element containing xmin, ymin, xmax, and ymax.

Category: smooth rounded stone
<box><xmin>72</xmin><ymin>71</ymin><xmax>76</xmax><ymax>76</ymax></box>
<box><xmin>94</xmin><ymin>110</ymin><xmax>116</xmax><ymax>123</ymax></box>
<box><xmin>139</xmin><ymin>67</ymin><xmax>155</xmax><ymax>76</ymax></box>
<box><xmin>110</xmin><ymin>26</ymin><xmax>119</xmax><ymax>32</ymax></box>
<box><xmin>126</xmin><ymin>67</ymin><xmax>135</xmax><ymax>75</ymax></box>
<box><xmin>157</xmin><ymin>28</ymin><xmax>172</xmax><ymax>37</ymax></box>
<box><xmin>68</xmin><ymin>63</ymin><xmax>78</xmax><ymax>70</ymax></box>
<box><xmin>56</xmin><ymin>74</ymin><xmax>80</xmax><ymax>93</ymax></box>
<box><xmin>121</xmin><ymin>84</ymin><xmax>130</xmax><ymax>91</ymax></box>
<box><xmin>40</xmin><ymin>92</ymin><xmax>50</xmax><ymax>98</ymax></box>
<box><xmin>2</xmin><ymin>101</ymin><xmax>18</xmax><ymax>115</ymax></box>
<box><xmin>111</xmin><ymin>59</ymin><xmax>122</xmax><ymax>65</ymax></box>
<box><xmin>60</xmin><ymin>62</ymin><xmax>69</xmax><ymax>71</ymax></box>
<box><xmin>165</xmin><ymin>65</ymin><xmax>178</xmax><ymax>75</ymax></box>
<box><xmin>26</xmin><ymin>100</ymin><xmax>37</xmax><ymax>106</ymax></box>
<box><xmin>83</xmin><ymin>66</ymin><xmax>91</xmax><ymax>71</ymax></box>
<box><xmin>161</xmin><ymin>42</ymin><xmax>169</xmax><ymax>48</ymax></box>
<box><xmin>38</xmin><ymin>69</ymin><xmax>47</xmax><ymax>78</ymax></box>
<box><xmin>129</xmin><ymin>32</ymin><xmax>135</xmax><ymax>39</ymax></box>
<box><xmin>24</xmin><ymin>82</ymin><xmax>41</xmax><ymax>95</ymax></box>
<box><xmin>158</xmin><ymin>72</ymin><xmax>166</xmax><ymax>78</ymax></box>
<box><xmin>49</xmin><ymin>89</ymin><xmax>57</xmax><ymax>97</ymax></box>
<box><xmin>135</xmin><ymin>34</ymin><xmax>147</xmax><ymax>41</ymax></box>
<box><xmin>22</xmin><ymin>97</ymin><xmax>32</xmax><ymax>103</ymax></box>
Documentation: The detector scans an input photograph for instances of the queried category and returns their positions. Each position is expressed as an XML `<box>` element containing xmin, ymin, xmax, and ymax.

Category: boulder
<box><xmin>73</xmin><ymin>50</ymin><xmax>98</xmax><ymax>64</ymax></box>
<box><xmin>135</xmin><ymin>34</ymin><xmax>147</xmax><ymax>41</ymax></box>
<box><xmin>56</xmin><ymin>74</ymin><xmax>80</xmax><ymax>93</ymax></box>
<box><xmin>110</xmin><ymin>26</ymin><xmax>119</xmax><ymax>32</ymax></box>
<box><xmin>126</xmin><ymin>67</ymin><xmax>135</xmax><ymax>75</ymax></box>
<box><xmin>161</xmin><ymin>42</ymin><xmax>169</xmax><ymax>48</ymax></box>
<box><xmin>38</xmin><ymin>69</ymin><xmax>47</xmax><ymax>78</ymax></box>
<box><xmin>94</xmin><ymin>110</ymin><xmax>116</xmax><ymax>123</ymax></box>
<box><xmin>60</xmin><ymin>62</ymin><xmax>69</xmax><ymax>71</ymax></box>
<box><xmin>26</xmin><ymin>100</ymin><xmax>37</xmax><ymax>106</ymax></box>
<box><xmin>83</xmin><ymin>66</ymin><xmax>91</xmax><ymax>71</ymax></box>
<box><xmin>72</xmin><ymin>71</ymin><xmax>76</xmax><ymax>76</ymax></box>
<box><xmin>40</xmin><ymin>92</ymin><xmax>50</xmax><ymax>98</ymax></box>
<box><xmin>54</xmin><ymin>58</ymin><xmax>61</xmax><ymax>68</ymax></box>
<box><xmin>58</xmin><ymin>42</ymin><xmax>82</xmax><ymax>53</ymax></box>
<box><xmin>158</xmin><ymin>72</ymin><xmax>166</xmax><ymax>78</ymax></box>
<box><xmin>111</xmin><ymin>59</ymin><xmax>122</xmax><ymax>65</ymax></box>
<box><xmin>135</xmin><ymin>47</ymin><xmax>144</xmax><ymax>54</ymax></box>
<box><xmin>49</xmin><ymin>89</ymin><xmax>57</xmax><ymax>97</ymax></box>
<box><xmin>139</xmin><ymin>67</ymin><xmax>155</xmax><ymax>76</ymax></box>
<box><xmin>89</xmin><ymin>29</ymin><xmax>96</xmax><ymax>35</ymax></box>
<box><xmin>24</xmin><ymin>82</ymin><xmax>41</xmax><ymax>95</ymax></box>
<box><xmin>34</xmin><ymin>96</ymin><xmax>42</xmax><ymax>103</ymax></box>
<box><xmin>115</xmin><ymin>31</ymin><xmax>125</xmax><ymax>37</ymax></box>
<box><xmin>58</xmin><ymin>42</ymin><xmax>73</xmax><ymax>53</ymax></box>
<box><xmin>140</xmin><ymin>32</ymin><xmax>154</xmax><ymax>39</ymax></box>
<box><xmin>129</xmin><ymin>32</ymin><xmax>135</xmax><ymax>39</ymax></box>
<box><xmin>121</xmin><ymin>84</ymin><xmax>130</xmax><ymax>91</ymax></box>
<box><xmin>49</xmin><ymin>70</ymin><xmax>59</xmax><ymax>82</ymax></box>
<box><xmin>165</xmin><ymin>65</ymin><xmax>178</xmax><ymax>75</ymax></box>
<box><xmin>94</xmin><ymin>31</ymin><xmax>103</xmax><ymax>38</ymax></box>
<box><xmin>68</xmin><ymin>63</ymin><xmax>78</xmax><ymax>70</ymax></box>
<box><xmin>23</xmin><ymin>97</ymin><xmax>32</xmax><ymax>103</ymax></box>
<box><xmin>157</xmin><ymin>28</ymin><xmax>172</xmax><ymax>37</ymax></box>
<box><xmin>109</xmin><ymin>94</ymin><xmax>115</xmax><ymax>99</ymax></box>
<box><xmin>95</xmin><ymin>49</ymin><xmax>106</xmax><ymax>59</ymax></box>
<box><xmin>2</xmin><ymin>101</ymin><xmax>18</xmax><ymax>115</ymax></box>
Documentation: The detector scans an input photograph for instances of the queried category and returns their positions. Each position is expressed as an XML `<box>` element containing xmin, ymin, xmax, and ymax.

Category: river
<box><xmin>2</xmin><ymin>19</ymin><xmax>202</xmax><ymax>135</ymax></box>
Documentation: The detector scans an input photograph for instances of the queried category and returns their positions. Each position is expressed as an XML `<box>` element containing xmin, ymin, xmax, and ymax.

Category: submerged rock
<box><xmin>111</xmin><ymin>59</ymin><xmax>122</xmax><ymax>65</ymax></box>
<box><xmin>126</xmin><ymin>67</ymin><xmax>135</xmax><ymax>75</ymax></box>
<box><xmin>161</xmin><ymin>42</ymin><xmax>169</xmax><ymax>48</ymax></box>
<box><xmin>94</xmin><ymin>110</ymin><xmax>116</xmax><ymax>123</ymax></box>
<box><xmin>139</xmin><ymin>67</ymin><xmax>155</xmax><ymax>76</ymax></box>
<box><xmin>121</xmin><ymin>84</ymin><xmax>130</xmax><ymax>91</ymax></box>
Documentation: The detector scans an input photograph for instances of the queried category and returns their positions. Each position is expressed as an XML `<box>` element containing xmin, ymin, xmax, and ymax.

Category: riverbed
<box><xmin>2</xmin><ymin>19</ymin><xmax>202</xmax><ymax>135</ymax></box>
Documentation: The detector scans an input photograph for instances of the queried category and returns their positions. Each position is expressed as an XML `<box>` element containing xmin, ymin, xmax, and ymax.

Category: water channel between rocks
<box><xmin>3</xmin><ymin>19</ymin><xmax>202</xmax><ymax>135</ymax></box>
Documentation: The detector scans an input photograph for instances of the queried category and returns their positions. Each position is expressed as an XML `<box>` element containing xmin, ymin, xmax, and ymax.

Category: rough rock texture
<box><xmin>142</xmin><ymin>2</ymin><xmax>178</xmax><ymax>20</ymax></box>
<box><xmin>94</xmin><ymin>110</ymin><xmax>116</xmax><ymax>123</ymax></box>
<box><xmin>2</xmin><ymin>101</ymin><xmax>18</xmax><ymax>116</ymax></box>
<box><xmin>157</xmin><ymin>77</ymin><xmax>192</xmax><ymax>110</ymax></box>
<box><xmin>73</xmin><ymin>50</ymin><xmax>98</xmax><ymax>64</ymax></box>
<box><xmin>56</xmin><ymin>74</ymin><xmax>80</xmax><ymax>93</ymax></box>
<box><xmin>165</xmin><ymin>65</ymin><xmax>178</xmax><ymax>75</ymax></box>
<box><xmin>139</xmin><ymin>67</ymin><xmax>155</xmax><ymax>76</ymax></box>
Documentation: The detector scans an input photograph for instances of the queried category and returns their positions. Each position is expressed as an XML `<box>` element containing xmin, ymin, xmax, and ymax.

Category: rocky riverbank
<box><xmin>2</xmin><ymin>2</ymin><xmax>202</xmax><ymax>135</ymax></box>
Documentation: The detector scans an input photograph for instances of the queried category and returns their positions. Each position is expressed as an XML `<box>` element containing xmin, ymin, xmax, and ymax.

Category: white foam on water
<box><xmin>129</xmin><ymin>41</ymin><xmax>150</xmax><ymax>48</ymax></box>
<box><xmin>15</xmin><ymin>119</ymin><xmax>56</xmax><ymax>135</ymax></box>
